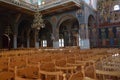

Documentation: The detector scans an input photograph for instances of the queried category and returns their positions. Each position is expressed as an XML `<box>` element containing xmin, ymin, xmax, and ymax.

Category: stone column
<box><xmin>53</xmin><ymin>29</ymin><xmax>59</xmax><ymax>48</ymax></box>
<box><xmin>13</xmin><ymin>34</ymin><xmax>17</xmax><ymax>49</ymax></box>
<box><xmin>27</xmin><ymin>37</ymin><xmax>30</xmax><ymax>48</ymax></box>
<box><xmin>84</xmin><ymin>24</ymin><xmax>90</xmax><ymax>49</ymax></box>
<box><xmin>68</xmin><ymin>32</ymin><xmax>71</xmax><ymax>46</ymax></box>
<box><xmin>79</xmin><ymin>24</ymin><xmax>85</xmax><ymax>49</ymax></box>
<box><xmin>78</xmin><ymin>29</ymin><xmax>81</xmax><ymax>47</ymax></box>
<box><xmin>80</xmin><ymin>24</ymin><xmax>90</xmax><ymax>49</ymax></box>
<box><xmin>53</xmin><ymin>41</ymin><xmax>59</xmax><ymax>48</ymax></box>
<box><xmin>27</xmin><ymin>30</ymin><xmax>30</xmax><ymax>48</ymax></box>
<box><xmin>35</xmin><ymin>29</ymin><xmax>39</xmax><ymax>48</ymax></box>
<box><xmin>13</xmin><ymin>13</ymin><xmax>21</xmax><ymax>49</ymax></box>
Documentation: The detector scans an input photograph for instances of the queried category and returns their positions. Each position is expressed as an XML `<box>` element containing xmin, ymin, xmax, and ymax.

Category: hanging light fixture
<box><xmin>31</xmin><ymin>9</ymin><xmax>45</xmax><ymax>30</ymax></box>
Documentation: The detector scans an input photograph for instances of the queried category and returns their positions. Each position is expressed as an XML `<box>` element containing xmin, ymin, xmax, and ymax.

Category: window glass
<box><xmin>114</xmin><ymin>5</ymin><xmax>120</xmax><ymax>11</ymax></box>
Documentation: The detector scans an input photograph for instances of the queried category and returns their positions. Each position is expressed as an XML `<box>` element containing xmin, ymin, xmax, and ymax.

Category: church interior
<box><xmin>0</xmin><ymin>0</ymin><xmax>120</xmax><ymax>80</ymax></box>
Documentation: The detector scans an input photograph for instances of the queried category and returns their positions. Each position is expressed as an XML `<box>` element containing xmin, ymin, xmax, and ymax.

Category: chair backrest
<box><xmin>0</xmin><ymin>71</ymin><xmax>14</xmax><ymax>80</ymax></box>
<box><xmin>15</xmin><ymin>66</ymin><xmax>39</xmax><ymax>80</ymax></box>
<box><xmin>55</xmin><ymin>59</ymin><xmax>67</xmax><ymax>67</ymax></box>
<box><xmin>68</xmin><ymin>72</ymin><xmax>83</xmax><ymax>80</ymax></box>
<box><xmin>40</xmin><ymin>62</ymin><xmax>55</xmax><ymax>72</ymax></box>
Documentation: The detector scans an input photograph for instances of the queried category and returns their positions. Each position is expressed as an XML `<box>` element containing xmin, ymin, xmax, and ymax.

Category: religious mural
<box><xmin>108</xmin><ymin>28</ymin><xmax>114</xmax><ymax>46</ymax></box>
<box><xmin>98</xmin><ymin>27</ymin><xmax>120</xmax><ymax>47</ymax></box>
<box><xmin>101</xmin><ymin>28</ymin><xmax>106</xmax><ymax>46</ymax></box>
<box><xmin>98</xmin><ymin>0</ymin><xmax>120</xmax><ymax>24</ymax></box>
<box><xmin>116</xmin><ymin>27</ymin><xmax>120</xmax><ymax>45</ymax></box>
<box><xmin>98</xmin><ymin>0</ymin><xmax>120</xmax><ymax>47</ymax></box>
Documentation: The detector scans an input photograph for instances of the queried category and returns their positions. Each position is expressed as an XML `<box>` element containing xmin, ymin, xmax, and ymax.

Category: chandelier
<box><xmin>31</xmin><ymin>10</ymin><xmax>45</xmax><ymax>30</ymax></box>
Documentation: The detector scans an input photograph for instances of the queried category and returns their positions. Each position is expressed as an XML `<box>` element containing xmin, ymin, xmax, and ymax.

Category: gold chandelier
<box><xmin>31</xmin><ymin>10</ymin><xmax>45</xmax><ymax>30</ymax></box>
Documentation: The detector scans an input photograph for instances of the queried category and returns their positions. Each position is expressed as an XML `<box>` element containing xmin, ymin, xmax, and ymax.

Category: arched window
<box><xmin>114</xmin><ymin>5</ymin><xmax>120</xmax><ymax>11</ymax></box>
<box><xmin>59</xmin><ymin>39</ymin><xmax>64</xmax><ymax>47</ymax></box>
<box><xmin>59</xmin><ymin>34</ymin><xmax>64</xmax><ymax>47</ymax></box>
<box><xmin>41</xmin><ymin>40</ymin><xmax>47</xmax><ymax>47</ymax></box>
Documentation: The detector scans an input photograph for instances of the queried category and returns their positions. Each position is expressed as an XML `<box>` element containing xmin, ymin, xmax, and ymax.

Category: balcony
<box><xmin>0</xmin><ymin>0</ymin><xmax>81</xmax><ymax>15</ymax></box>
<box><xmin>0</xmin><ymin>0</ymin><xmax>37</xmax><ymax>11</ymax></box>
<box><xmin>39</xmin><ymin>0</ymin><xmax>81</xmax><ymax>15</ymax></box>
<box><xmin>39</xmin><ymin>0</ymin><xmax>81</xmax><ymax>10</ymax></box>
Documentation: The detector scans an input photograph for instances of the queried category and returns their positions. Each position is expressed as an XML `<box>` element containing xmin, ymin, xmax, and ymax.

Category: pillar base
<box><xmin>53</xmin><ymin>41</ymin><xmax>59</xmax><ymax>48</ymax></box>
<box><xmin>13</xmin><ymin>35</ymin><xmax>17</xmax><ymax>49</ymax></box>
<box><xmin>35</xmin><ymin>42</ymin><xmax>39</xmax><ymax>48</ymax></box>
<box><xmin>80</xmin><ymin>39</ymin><xmax>90</xmax><ymax>49</ymax></box>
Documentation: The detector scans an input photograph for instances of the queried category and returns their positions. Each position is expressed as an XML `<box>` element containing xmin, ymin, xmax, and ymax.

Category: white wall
<box><xmin>84</xmin><ymin>0</ymin><xmax>97</xmax><ymax>10</ymax></box>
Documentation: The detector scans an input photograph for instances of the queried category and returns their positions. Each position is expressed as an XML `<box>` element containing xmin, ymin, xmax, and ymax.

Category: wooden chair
<box><xmin>55</xmin><ymin>58</ymin><xmax>77</xmax><ymax>80</ymax></box>
<box><xmin>39</xmin><ymin>62</ymin><xmax>66</xmax><ymax>80</ymax></box>
<box><xmin>0</xmin><ymin>71</ymin><xmax>14</xmax><ymax>80</ymax></box>
<box><xmin>14</xmin><ymin>66</ymin><xmax>40</xmax><ymax>80</ymax></box>
<box><xmin>68</xmin><ymin>72</ymin><xmax>83</xmax><ymax>80</ymax></box>
<box><xmin>8</xmin><ymin>57</ymin><xmax>26</xmax><ymax>71</ymax></box>
<box><xmin>96</xmin><ymin>55</ymin><xmax>120</xmax><ymax>80</ymax></box>
<box><xmin>0</xmin><ymin>57</ymin><xmax>8</xmax><ymax>71</ymax></box>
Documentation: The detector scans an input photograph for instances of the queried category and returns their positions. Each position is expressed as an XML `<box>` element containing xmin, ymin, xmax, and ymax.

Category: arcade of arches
<box><xmin>0</xmin><ymin>0</ymin><xmax>120</xmax><ymax>49</ymax></box>
<box><xmin>59</xmin><ymin>17</ymin><xmax>79</xmax><ymax>47</ymax></box>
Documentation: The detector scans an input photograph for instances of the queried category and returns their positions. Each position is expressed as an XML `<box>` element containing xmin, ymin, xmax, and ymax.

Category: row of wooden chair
<box><xmin>0</xmin><ymin>48</ymin><xmax>119</xmax><ymax>80</ymax></box>
<box><xmin>96</xmin><ymin>52</ymin><xmax>120</xmax><ymax>80</ymax></box>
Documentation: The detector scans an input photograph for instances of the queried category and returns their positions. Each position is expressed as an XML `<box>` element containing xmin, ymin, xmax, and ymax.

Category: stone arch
<box><xmin>57</xmin><ymin>14</ymin><xmax>79</xmax><ymax>47</ymax></box>
<box><xmin>57</xmin><ymin>14</ymin><xmax>76</xmax><ymax>30</ymax></box>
